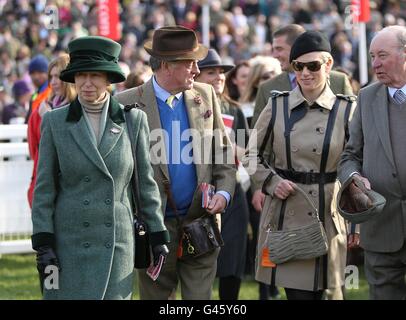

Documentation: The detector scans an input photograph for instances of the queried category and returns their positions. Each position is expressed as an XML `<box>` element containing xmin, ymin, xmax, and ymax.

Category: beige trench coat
<box><xmin>243</xmin><ymin>85</ymin><xmax>356</xmax><ymax>291</ymax></box>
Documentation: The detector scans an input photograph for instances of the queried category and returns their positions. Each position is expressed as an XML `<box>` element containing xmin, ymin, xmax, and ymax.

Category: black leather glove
<box><xmin>36</xmin><ymin>245</ymin><xmax>61</xmax><ymax>293</ymax></box>
<box><xmin>152</xmin><ymin>244</ymin><xmax>169</xmax><ymax>266</ymax></box>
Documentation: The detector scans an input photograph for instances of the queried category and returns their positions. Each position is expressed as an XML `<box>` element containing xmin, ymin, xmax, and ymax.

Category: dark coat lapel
<box><xmin>372</xmin><ymin>84</ymin><xmax>396</xmax><ymax>169</ymax></box>
<box><xmin>98</xmin><ymin>119</ymin><xmax>124</xmax><ymax>159</ymax></box>
<box><xmin>66</xmin><ymin>97</ymin><xmax>124</xmax><ymax>175</ymax></box>
<box><xmin>68</xmin><ymin>116</ymin><xmax>109</xmax><ymax>175</ymax></box>
<box><xmin>98</xmin><ymin>98</ymin><xmax>124</xmax><ymax>159</ymax></box>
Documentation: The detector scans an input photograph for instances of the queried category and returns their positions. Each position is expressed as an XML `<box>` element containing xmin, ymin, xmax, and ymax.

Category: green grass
<box><xmin>0</xmin><ymin>254</ymin><xmax>368</xmax><ymax>300</ymax></box>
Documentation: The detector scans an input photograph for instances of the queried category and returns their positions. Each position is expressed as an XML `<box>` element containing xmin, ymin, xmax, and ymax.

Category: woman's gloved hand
<box><xmin>152</xmin><ymin>244</ymin><xmax>169</xmax><ymax>266</ymax></box>
<box><xmin>36</xmin><ymin>245</ymin><xmax>61</xmax><ymax>292</ymax></box>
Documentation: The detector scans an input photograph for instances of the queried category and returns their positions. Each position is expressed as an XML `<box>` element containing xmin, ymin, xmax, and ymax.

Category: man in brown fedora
<box><xmin>115</xmin><ymin>26</ymin><xmax>236</xmax><ymax>300</ymax></box>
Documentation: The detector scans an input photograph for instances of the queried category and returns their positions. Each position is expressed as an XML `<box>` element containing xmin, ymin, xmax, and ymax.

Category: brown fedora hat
<box><xmin>144</xmin><ymin>26</ymin><xmax>208</xmax><ymax>61</ymax></box>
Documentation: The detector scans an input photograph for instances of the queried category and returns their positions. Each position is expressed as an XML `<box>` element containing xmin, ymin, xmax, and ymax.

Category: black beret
<box><xmin>289</xmin><ymin>31</ymin><xmax>331</xmax><ymax>62</ymax></box>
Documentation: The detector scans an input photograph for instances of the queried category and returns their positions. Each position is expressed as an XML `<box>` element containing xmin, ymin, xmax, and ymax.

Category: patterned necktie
<box><xmin>166</xmin><ymin>95</ymin><xmax>176</xmax><ymax>108</ymax></box>
<box><xmin>394</xmin><ymin>89</ymin><xmax>406</xmax><ymax>104</ymax></box>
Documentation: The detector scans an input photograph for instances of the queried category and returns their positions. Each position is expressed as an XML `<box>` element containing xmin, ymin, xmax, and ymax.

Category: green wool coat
<box><xmin>31</xmin><ymin>96</ymin><xmax>168</xmax><ymax>300</ymax></box>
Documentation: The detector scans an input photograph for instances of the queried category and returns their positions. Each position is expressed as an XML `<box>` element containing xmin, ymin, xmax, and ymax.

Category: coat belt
<box><xmin>275</xmin><ymin>168</ymin><xmax>337</xmax><ymax>185</ymax></box>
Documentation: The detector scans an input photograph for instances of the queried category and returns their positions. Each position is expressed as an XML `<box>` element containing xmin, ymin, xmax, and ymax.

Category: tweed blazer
<box><xmin>115</xmin><ymin>79</ymin><xmax>236</xmax><ymax>223</ymax></box>
<box><xmin>338</xmin><ymin>82</ymin><xmax>406</xmax><ymax>253</ymax></box>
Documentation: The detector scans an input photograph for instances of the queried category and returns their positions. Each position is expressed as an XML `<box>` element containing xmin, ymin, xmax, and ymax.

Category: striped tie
<box><xmin>394</xmin><ymin>89</ymin><xmax>406</xmax><ymax>104</ymax></box>
<box><xmin>166</xmin><ymin>95</ymin><xmax>176</xmax><ymax>108</ymax></box>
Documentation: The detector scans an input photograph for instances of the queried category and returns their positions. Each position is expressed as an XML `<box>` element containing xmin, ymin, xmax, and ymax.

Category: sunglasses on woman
<box><xmin>291</xmin><ymin>60</ymin><xmax>327</xmax><ymax>72</ymax></box>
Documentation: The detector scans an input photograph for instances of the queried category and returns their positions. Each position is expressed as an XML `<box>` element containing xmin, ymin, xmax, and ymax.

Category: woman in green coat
<box><xmin>31</xmin><ymin>36</ymin><xmax>169</xmax><ymax>300</ymax></box>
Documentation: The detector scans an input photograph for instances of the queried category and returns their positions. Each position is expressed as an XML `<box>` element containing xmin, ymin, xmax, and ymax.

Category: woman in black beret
<box><xmin>244</xmin><ymin>31</ymin><xmax>357</xmax><ymax>300</ymax></box>
<box><xmin>31</xmin><ymin>36</ymin><xmax>170</xmax><ymax>299</ymax></box>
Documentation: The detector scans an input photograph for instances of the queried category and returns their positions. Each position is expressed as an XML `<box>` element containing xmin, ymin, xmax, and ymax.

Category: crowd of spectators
<box><xmin>0</xmin><ymin>0</ymin><xmax>405</xmax><ymax>124</ymax></box>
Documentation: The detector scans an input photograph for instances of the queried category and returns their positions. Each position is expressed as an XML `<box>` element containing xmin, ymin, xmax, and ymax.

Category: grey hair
<box><xmin>379</xmin><ymin>25</ymin><xmax>406</xmax><ymax>49</ymax></box>
<box><xmin>149</xmin><ymin>56</ymin><xmax>163</xmax><ymax>72</ymax></box>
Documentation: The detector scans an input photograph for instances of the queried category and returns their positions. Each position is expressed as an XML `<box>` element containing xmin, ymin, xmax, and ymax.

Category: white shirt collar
<box><xmin>152</xmin><ymin>76</ymin><xmax>183</xmax><ymax>107</ymax></box>
<box><xmin>388</xmin><ymin>84</ymin><xmax>406</xmax><ymax>99</ymax></box>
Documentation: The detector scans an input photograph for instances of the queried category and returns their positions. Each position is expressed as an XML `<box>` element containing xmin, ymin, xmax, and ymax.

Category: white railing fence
<box><xmin>0</xmin><ymin>124</ymin><xmax>34</xmax><ymax>255</ymax></box>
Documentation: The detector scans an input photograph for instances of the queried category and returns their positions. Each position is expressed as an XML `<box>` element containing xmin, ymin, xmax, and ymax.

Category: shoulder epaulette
<box><xmin>270</xmin><ymin>90</ymin><xmax>290</xmax><ymax>98</ymax></box>
<box><xmin>336</xmin><ymin>94</ymin><xmax>356</xmax><ymax>102</ymax></box>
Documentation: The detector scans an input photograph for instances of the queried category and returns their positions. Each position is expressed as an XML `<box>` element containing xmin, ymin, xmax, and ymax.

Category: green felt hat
<box><xmin>60</xmin><ymin>36</ymin><xmax>126</xmax><ymax>84</ymax></box>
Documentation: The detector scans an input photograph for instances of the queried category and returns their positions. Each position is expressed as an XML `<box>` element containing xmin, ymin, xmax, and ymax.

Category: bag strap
<box><xmin>258</xmin><ymin>96</ymin><xmax>277</xmax><ymax>168</ymax></box>
<box><xmin>293</xmin><ymin>186</ymin><xmax>319</xmax><ymax>218</ymax></box>
<box><xmin>123</xmin><ymin>104</ymin><xmax>141</xmax><ymax>218</ymax></box>
<box><xmin>163</xmin><ymin>182</ymin><xmax>183</xmax><ymax>228</ymax></box>
<box><xmin>283</xmin><ymin>96</ymin><xmax>308</xmax><ymax>170</ymax></box>
<box><xmin>318</xmin><ymin>98</ymin><xmax>340</xmax><ymax>221</ymax></box>
<box><xmin>343</xmin><ymin>100</ymin><xmax>352</xmax><ymax>143</ymax></box>
<box><xmin>315</xmin><ymin>97</ymin><xmax>340</xmax><ymax>290</ymax></box>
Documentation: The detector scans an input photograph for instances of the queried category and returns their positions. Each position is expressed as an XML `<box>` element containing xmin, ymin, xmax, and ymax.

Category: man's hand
<box><xmin>252</xmin><ymin>189</ymin><xmax>265</xmax><ymax>212</ymax></box>
<box><xmin>348</xmin><ymin>233</ymin><xmax>360</xmax><ymax>249</ymax></box>
<box><xmin>273</xmin><ymin>179</ymin><xmax>297</xmax><ymax>200</ymax></box>
<box><xmin>206</xmin><ymin>193</ymin><xmax>227</xmax><ymax>215</ymax></box>
<box><xmin>353</xmin><ymin>174</ymin><xmax>371</xmax><ymax>190</ymax></box>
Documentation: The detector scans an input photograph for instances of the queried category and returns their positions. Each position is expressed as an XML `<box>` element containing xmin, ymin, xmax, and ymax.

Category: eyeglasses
<box><xmin>291</xmin><ymin>60</ymin><xmax>327</xmax><ymax>72</ymax></box>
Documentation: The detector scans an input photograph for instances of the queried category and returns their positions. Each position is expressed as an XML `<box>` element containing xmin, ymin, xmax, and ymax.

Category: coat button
<box><xmin>105</xmin><ymin>199</ymin><xmax>111</xmax><ymax>205</ymax></box>
<box><xmin>105</xmin><ymin>222</ymin><xmax>112</xmax><ymax>227</ymax></box>
<box><xmin>83</xmin><ymin>222</ymin><xmax>90</xmax><ymax>227</ymax></box>
<box><xmin>83</xmin><ymin>199</ymin><xmax>90</xmax><ymax>205</ymax></box>
<box><xmin>288</xmin><ymin>210</ymin><xmax>295</xmax><ymax>216</ymax></box>
<box><xmin>83</xmin><ymin>242</ymin><xmax>90</xmax><ymax>248</ymax></box>
<box><xmin>392</xmin><ymin>173</ymin><xmax>397</xmax><ymax>178</ymax></box>
<box><xmin>292</xmin><ymin>146</ymin><xmax>299</xmax><ymax>152</ymax></box>
<box><xmin>316</xmin><ymin>127</ymin><xmax>325</xmax><ymax>134</ymax></box>
<box><xmin>105</xmin><ymin>243</ymin><xmax>112</xmax><ymax>248</ymax></box>
<box><xmin>309</xmin><ymin>190</ymin><xmax>318</xmax><ymax>197</ymax></box>
<box><xmin>84</xmin><ymin>176</ymin><xmax>90</xmax><ymax>182</ymax></box>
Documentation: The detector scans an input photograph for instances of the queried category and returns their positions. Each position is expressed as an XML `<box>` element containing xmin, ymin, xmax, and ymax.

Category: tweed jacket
<box><xmin>115</xmin><ymin>79</ymin><xmax>236</xmax><ymax>224</ymax></box>
<box><xmin>31</xmin><ymin>96</ymin><xmax>167</xmax><ymax>299</ymax></box>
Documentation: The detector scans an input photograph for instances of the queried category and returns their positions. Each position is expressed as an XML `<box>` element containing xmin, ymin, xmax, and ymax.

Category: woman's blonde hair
<box><xmin>48</xmin><ymin>53</ymin><xmax>77</xmax><ymax>102</ymax></box>
<box><xmin>320</xmin><ymin>52</ymin><xmax>334</xmax><ymax>86</ymax></box>
<box><xmin>320</xmin><ymin>52</ymin><xmax>334</xmax><ymax>68</ymax></box>
<box><xmin>240</xmin><ymin>56</ymin><xmax>282</xmax><ymax>103</ymax></box>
